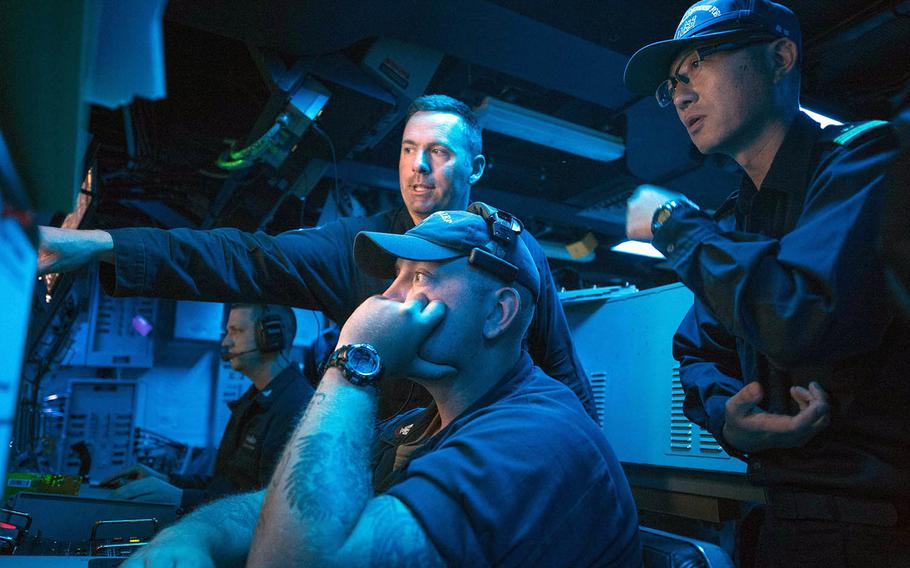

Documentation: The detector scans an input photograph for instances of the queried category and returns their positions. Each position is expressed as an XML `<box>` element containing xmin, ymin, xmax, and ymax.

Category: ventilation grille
<box><xmin>699</xmin><ymin>431</ymin><xmax>724</xmax><ymax>454</ymax></box>
<box><xmin>669</xmin><ymin>367</ymin><xmax>692</xmax><ymax>452</ymax></box>
<box><xmin>669</xmin><ymin>367</ymin><xmax>728</xmax><ymax>458</ymax></box>
<box><xmin>589</xmin><ymin>372</ymin><xmax>608</xmax><ymax>426</ymax></box>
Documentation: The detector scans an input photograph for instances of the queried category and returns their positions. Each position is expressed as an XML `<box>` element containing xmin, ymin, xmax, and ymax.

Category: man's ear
<box><xmin>469</xmin><ymin>154</ymin><xmax>486</xmax><ymax>185</ymax></box>
<box><xmin>483</xmin><ymin>287</ymin><xmax>520</xmax><ymax>340</ymax></box>
<box><xmin>769</xmin><ymin>38</ymin><xmax>798</xmax><ymax>83</ymax></box>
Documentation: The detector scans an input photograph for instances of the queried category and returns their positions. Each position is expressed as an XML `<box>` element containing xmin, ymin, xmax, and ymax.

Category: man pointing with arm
<box><xmin>39</xmin><ymin>94</ymin><xmax>596</xmax><ymax>421</ymax></box>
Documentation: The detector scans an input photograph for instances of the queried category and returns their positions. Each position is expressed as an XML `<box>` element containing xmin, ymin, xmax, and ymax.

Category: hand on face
<box><xmin>625</xmin><ymin>185</ymin><xmax>685</xmax><ymax>241</ymax></box>
<box><xmin>722</xmin><ymin>381</ymin><xmax>831</xmax><ymax>453</ymax></box>
<box><xmin>337</xmin><ymin>295</ymin><xmax>456</xmax><ymax>382</ymax></box>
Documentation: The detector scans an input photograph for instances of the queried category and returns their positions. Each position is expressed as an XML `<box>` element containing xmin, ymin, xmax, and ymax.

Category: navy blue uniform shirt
<box><xmin>375</xmin><ymin>353</ymin><xmax>642</xmax><ymax>567</ymax></box>
<box><xmin>99</xmin><ymin>206</ymin><xmax>596</xmax><ymax>421</ymax></box>
<box><xmin>653</xmin><ymin>113</ymin><xmax>910</xmax><ymax>497</ymax></box>
<box><xmin>170</xmin><ymin>363</ymin><xmax>314</xmax><ymax>509</ymax></box>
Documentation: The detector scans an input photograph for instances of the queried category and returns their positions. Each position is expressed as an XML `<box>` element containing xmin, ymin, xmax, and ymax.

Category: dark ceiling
<box><xmin>87</xmin><ymin>0</ymin><xmax>910</xmax><ymax>291</ymax></box>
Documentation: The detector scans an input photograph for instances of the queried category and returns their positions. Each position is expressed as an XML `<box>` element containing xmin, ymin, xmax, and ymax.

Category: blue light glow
<box><xmin>800</xmin><ymin>106</ymin><xmax>843</xmax><ymax>128</ymax></box>
<box><xmin>611</xmin><ymin>240</ymin><xmax>665</xmax><ymax>259</ymax></box>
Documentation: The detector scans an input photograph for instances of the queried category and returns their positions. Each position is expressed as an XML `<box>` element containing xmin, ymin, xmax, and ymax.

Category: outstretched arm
<box><xmin>97</xmin><ymin>223</ymin><xmax>368</xmax><ymax>321</ymax></box>
<box><xmin>43</xmin><ymin>213</ymin><xmax>386</xmax><ymax>324</ymax></box>
<box><xmin>37</xmin><ymin>226</ymin><xmax>114</xmax><ymax>274</ymax></box>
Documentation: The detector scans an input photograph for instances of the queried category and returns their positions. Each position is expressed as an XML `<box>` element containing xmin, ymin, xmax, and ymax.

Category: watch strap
<box><xmin>651</xmin><ymin>197</ymin><xmax>698</xmax><ymax>236</ymax></box>
<box><xmin>324</xmin><ymin>343</ymin><xmax>383</xmax><ymax>387</ymax></box>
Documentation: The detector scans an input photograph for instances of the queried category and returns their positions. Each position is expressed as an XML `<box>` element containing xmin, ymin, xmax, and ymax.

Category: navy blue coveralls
<box><xmin>170</xmin><ymin>363</ymin><xmax>314</xmax><ymax>510</ymax></box>
<box><xmin>653</xmin><ymin>113</ymin><xmax>910</xmax><ymax>564</ymax></box>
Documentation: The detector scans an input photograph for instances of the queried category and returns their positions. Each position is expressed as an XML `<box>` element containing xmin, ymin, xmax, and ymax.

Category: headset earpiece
<box><xmin>255</xmin><ymin>307</ymin><xmax>286</xmax><ymax>353</ymax></box>
<box><xmin>468</xmin><ymin>201</ymin><xmax>523</xmax><ymax>251</ymax></box>
<box><xmin>466</xmin><ymin>201</ymin><xmax>526</xmax><ymax>280</ymax></box>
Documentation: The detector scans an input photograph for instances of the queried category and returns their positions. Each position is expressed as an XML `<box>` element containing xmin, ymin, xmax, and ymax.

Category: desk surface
<box><xmin>0</xmin><ymin>558</ymin><xmax>123</xmax><ymax>567</ymax></box>
<box><xmin>623</xmin><ymin>462</ymin><xmax>766</xmax><ymax>503</ymax></box>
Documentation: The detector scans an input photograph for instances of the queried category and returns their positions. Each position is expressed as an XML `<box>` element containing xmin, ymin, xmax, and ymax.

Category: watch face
<box><xmin>348</xmin><ymin>345</ymin><xmax>381</xmax><ymax>376</ymax></box>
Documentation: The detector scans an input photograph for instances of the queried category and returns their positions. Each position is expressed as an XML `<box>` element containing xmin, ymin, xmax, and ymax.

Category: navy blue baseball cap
<box><xmin>624</xmin><ymin>0</ymin><xmax>801</xmax><ymax>96</ymax></box>
<box><xmin>354</xmin><ymin>209</ymin><xmax>541</xmax><ymax>299</ymax></box>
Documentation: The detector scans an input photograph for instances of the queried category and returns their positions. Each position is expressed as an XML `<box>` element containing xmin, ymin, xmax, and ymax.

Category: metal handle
<box><xmin>90</xmin><ymin>517</ymin><xmax>159</xmax><ymax>554</ymax></box>
<box><xmin>0</xmin><ymin>508</ymin><xmax>32</xmax><ymax>532</ymax></box>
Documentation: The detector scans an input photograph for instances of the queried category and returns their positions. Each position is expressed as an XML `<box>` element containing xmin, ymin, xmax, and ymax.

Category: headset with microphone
<box><xmin>220</xmin><ymin>305</ymin><xmax>294</xmax><ymax>361</ymax></box>
<box><xmin>220</xmin><ymin>347</ymin><xmax>259</xmax><ymax>362</ymax></box>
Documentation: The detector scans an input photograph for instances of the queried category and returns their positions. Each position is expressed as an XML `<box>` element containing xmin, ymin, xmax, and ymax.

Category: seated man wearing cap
<box><xmin>125</xmin><ymin>208</ymin><xmax>642</xmax><ymax>567</ymax></box>
<box><xmin>623</xmin><ymin>0</ymin><xmax>909</xmax><ymax>565</ymax></box>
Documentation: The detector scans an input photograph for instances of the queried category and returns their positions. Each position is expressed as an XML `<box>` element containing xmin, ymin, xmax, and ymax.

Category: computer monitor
<box><xmin>0</xmin><ymin>131</ymin><xmax>39</xmax><ymax>495</ymax></box>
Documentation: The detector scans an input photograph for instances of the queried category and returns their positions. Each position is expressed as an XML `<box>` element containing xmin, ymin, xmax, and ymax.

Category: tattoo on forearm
<box><xmin>286</xmin><ymin>432</ymin><xmax>334</xmax><ymax>523</ymax></box>
<box><xmin>285</xmin><ymin>432</ymin><xmax>371</xmax><ymax>524</ymax></box>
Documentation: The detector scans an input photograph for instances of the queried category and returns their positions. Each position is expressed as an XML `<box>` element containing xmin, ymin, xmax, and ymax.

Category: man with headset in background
<box><xmin>103</xmin><ymin>303</ymin><xmax>315</xmax><ymax>512</ymax></box>
<box><xmin>36</xmin><ymin>94</ymin><xmax>597</xmax><ymax>423</ymax></box>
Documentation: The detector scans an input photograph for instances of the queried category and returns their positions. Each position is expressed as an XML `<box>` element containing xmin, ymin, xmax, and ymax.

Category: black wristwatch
<box><xmin>324</xmin><ymin>343</ymin><xmax>384</xmax><ymax>387</ymax></box>
<box><xmin>651</xmin><ymin>197</ymin><xmax>698</xmax><ymax>236</ymax></box>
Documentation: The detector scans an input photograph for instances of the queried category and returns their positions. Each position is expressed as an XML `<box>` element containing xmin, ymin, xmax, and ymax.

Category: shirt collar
<box><xmin>228</xmin><ymin>363</ymin><xmax>302</xmax><ymax>411</ymax></box>
<box><xmin>456</xmin><ymin>352</ymin><xmax>535</xmax><ymax>418</ymax></box>
<box><xmin>383</xmin><ymin>404</ymin><xmax>440</xmax><ymax>445</ymax></box>
<box><xmin>379</xmin><ymin>352</ymin><xmax>534</xmax><ymax>446</ymax></box>
<box><xmin>737</xmin><ymin>112</ymin><xmax>823</xmax><ymax>210</ymax></box>
<box><xmin>760</xmin><ymin>113</ymin><xmax>822</xmax><ymax>194</ymax></box>
<box><xmin>392</xmin><ymin>205</ymin><xmax>415</xmax><ymax>234</ymax></box>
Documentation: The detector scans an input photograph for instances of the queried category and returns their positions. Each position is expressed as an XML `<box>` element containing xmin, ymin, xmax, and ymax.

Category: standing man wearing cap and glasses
<box><xmin>124</xmin><ymin>208</ymin><xmax>642</xmax><ymax>567</ymax></box>
<box><xmin>624</xmin><ymin>0</ymin><xmax>909</xmax><ymax>565</ymax></box>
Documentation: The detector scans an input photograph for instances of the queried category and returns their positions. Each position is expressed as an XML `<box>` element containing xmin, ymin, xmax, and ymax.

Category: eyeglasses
<box><xmin>655</xmin><ymin>36</ymin><xmax>775</xmax><ymax>108</ymax></box>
